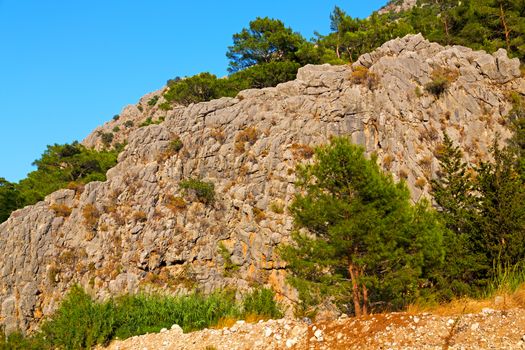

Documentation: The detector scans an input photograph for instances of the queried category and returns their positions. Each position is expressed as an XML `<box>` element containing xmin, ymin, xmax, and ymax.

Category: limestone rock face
<box><xmin>378</xmin><ymin>0</ymin><xmax>417</xmax><ymax>15</ymax></box>
<box><xmin>1</xmin><ymin>35</ymin><xmax>523</xmax><ymax>333</ymax></box>
<box><xmin>82</xmin><ymin>88</ymin><xmax>169</xmax><ymax>150</ymax></box>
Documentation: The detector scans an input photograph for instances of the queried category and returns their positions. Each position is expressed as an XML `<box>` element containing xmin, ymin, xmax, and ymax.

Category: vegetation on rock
<box><xmin>179</xmin><ymin>178</ymin><xmax>215</xmax><ymax>205</ymax></box>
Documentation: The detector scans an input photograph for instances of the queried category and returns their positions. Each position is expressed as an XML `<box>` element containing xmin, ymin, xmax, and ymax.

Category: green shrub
<box><xmin>147</xmin><ymin>95</ymin><xmax>160</xmax><ymax>106</ymax></box>
<box><xmin>100</xmin><ymin>132</ymin><xmax>114</xmax><ymax>146</ymax></box>
<box><xmin>269</xmin><ymin>201</ymin><xmax>285</xmax><ymax>214</ymax></box>
<box><xmin>124</xmin><ymin>120</ymin><xmax>134</xmax><ymax>128</ymax></box>
<box><xmin>0</xmin><ymin>330</ymin><xmax>46</xmax><ymax>350</ymax></box>
<box><xmin>242</xmin><ymin>288</ymin><xmax>282</xmax><ymax>319</ymax></box>
<box><xmin>140</xmin><ymin>117</ymin><xmax>161</xmax><ymax>127</ymax></box>
<box><xmin>112</xmin><ymin>114</ymin><xmax>120</xmax><ymax>121</ymax></box>
<box><xmin>39</xmin><ymin>285</ymin><xmax>116</xmax><ymax>349</ymax></box>
<box><xmin>179</xmin><ymin>178</ymin><xmax>215</xmax><ymax>205</ymax></box>
<box><xmin>169</xmin><ymin>138</ymin><xmax>183</xmax><ymax>153</ymax></box>
<box><xmin>425</xmin><ymin>67</ymin><xmax>458</xmax><ymax>97</ymax></box>
<box><xmin>158</xmin><ymin>101</ymin><xmax>172</xmax><ymax>111</ymax></box>
<box><xmin>218</xmin><ymin>242</ymin><xmax>239</xmax><ymax>276</ymax></box>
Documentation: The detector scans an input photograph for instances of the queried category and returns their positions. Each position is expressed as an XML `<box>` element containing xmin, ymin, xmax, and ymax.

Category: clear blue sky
<box><xmin>0</xmin><ymin>0</ymin><xmax>388</xmax><ymax>182</ymax></box>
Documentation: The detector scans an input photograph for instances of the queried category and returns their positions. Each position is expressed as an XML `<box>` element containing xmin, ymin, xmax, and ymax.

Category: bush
<box><xmin>100</xmin><ymin>132</ymin><xmax>114</xmax><ymax>147</ymax></box>
<box><xmin>39</xmin><ymin>285</ymin><xmax>116</xmax><ymax>349</ymax></box>
<box><xmin>164</xmin><ymin>194</ymin><xmax>186</xmax><ymax>214</ymax></box>
<box><xmin>158</xmin><ymin>101</ymin><xmax>172</xmax><ymax>111</ymax></box>
<box><xmin>124</xmin><ymin>120</ymin><xmax>134</xmax><ymax>128</ymax></box>
<box><xmin>169</xmin><ymin>137</ymin><xmax>183</xmax><ymax>153</ymax></box>
<box><xmin>139</xmin><ymin>117</ymin><xmax>163</xmax><ymax>127</ymax></box>
<box><xmin>349</xmin><ymin>66</ymin><xmax>379</xmax><ymax>90</ymax></box>
<box><xmin>242</xmin><ymin>288</ymin><xmax>282</xmax><ymax>319</ymax></box>
<box><xmin>269</xmin><ymin>201</ymin><xmax>285</xmax><ymax>214</ymax></box>
<box><xmin>425</xmin><ymin>67</ymin><xmax>458</xmax><ymax>97</ymax></box>
<box><xmin>50</xmin><ymin>203</ymin><xmax>72</xmax><ymax>217</ymax></box>
<box><xmin>179</xmin><ymin>178</ymin><xmax>215</xmax><ymax>205</ymax></box>
<box><xmin>82</xmin><ymin>204</ymin><xmax>100</xmax><ymax>230</ymax></box>
<box><xmin>218</xmin><ymin>242</ymin><xmax>239</xmax><ymax>275</ymax></box>
<box><xmin>147</xmin><ymin>95</ymin><xmax>160</xmax><ymax>106</ymax></box>
<box><xmin>235</xmin><ymin>127</ymin><xmax>258</xmax><ymax>154</ymax></box>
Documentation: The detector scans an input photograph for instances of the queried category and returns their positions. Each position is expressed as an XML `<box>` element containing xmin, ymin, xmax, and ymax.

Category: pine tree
<box><xmin>430</xmin><ymin>133</ymin><xmax>489</xmax><ymax>295</ymax></box>
<box><xmin>282</xmin><ymin>137</ymin><xmax>445</xmax><ymax>316</ymax></box>
<box><xmin>431</xmin><ymin>133</ymin><xmax>477</xmax><ymax>235</ymax></box>
<box><xmin>0</xmin><ymin>178</ymin><xmax>20</xmax><ymax>223</ymax></box>
<box><xmin>476</xmin><ymin>142</ymin><xmax>525</xmax><ymax>269</ymax></box>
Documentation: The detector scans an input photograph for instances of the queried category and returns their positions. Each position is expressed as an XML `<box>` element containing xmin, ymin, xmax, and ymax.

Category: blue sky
<box><xmin>0</xmin><ymin>0</ymin><xmax>388</xmax><ymax>182</ymax></box>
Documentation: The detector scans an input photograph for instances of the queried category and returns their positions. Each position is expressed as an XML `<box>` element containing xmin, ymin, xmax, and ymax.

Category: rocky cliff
<box><xmin>1</xmin><ymin>34</ymin><xmax>523</xmax><ymax>334</ymax></box>
<box><xmin>377</xmin><ymin>0</ymin><xmax>417</xmax><ymax>15</ymax></box>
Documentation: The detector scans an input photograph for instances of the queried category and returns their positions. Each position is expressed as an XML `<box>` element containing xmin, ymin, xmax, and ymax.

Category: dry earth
<box><xmin>100</xmin><ymin>307</ymin><xmax>525</xmax><ymax>350</ymax></box>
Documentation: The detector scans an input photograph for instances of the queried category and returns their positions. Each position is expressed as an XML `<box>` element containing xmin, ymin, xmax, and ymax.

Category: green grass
<box><xmin>243</xmin><ymin>288</ymin><xmax>283</xmax><ymax>319</ymax></box>
<box><xmin>1</xmin><ymin>286</ymin><xmax>282</xmax><ymax>350</ymax></box>
<box><xmin>483</xmin><ymin>263</ymin><xmax>525</xmax><ymax>298</ymax></box>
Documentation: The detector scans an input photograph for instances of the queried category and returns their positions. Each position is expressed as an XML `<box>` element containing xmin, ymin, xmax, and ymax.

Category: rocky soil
<box><xmin>100</xmin><ymin>307</ymin><xmax>525</xmax><ymax>350</ymax></box>
<box><xmin>1</xmin><ymin>33</ymin><xmax>524</xmax><ymax>334</ymax></box>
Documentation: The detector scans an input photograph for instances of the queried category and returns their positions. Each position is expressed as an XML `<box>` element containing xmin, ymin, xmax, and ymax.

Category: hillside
<box><xmin>1</xmin><ymin>33</ymin><xmax>523</xmax><ymax>337</ymax></box>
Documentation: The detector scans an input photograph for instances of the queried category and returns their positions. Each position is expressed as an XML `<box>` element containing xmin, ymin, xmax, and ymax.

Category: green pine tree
<box><xmin>476</xmin><ymin>142</ymin><xmax>525</xmax><ymax>269</ymax></box>
<box><xmin>281</xmin><ymin>137</ymin><xmax>445</xmax><ymax>316</ymax></box>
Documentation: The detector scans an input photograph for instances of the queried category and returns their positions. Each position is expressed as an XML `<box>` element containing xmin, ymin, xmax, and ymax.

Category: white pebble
<box><xmin>171</xmin><ymin>324</ymin><xmax>184</xmax><ymax>334</ymax></box>
<box><xmin>286</xmin><ymin>338</ymin><xmax>297</xmax><ymax>348</ymax></box>
<box><xmin>471</xmin><ymin>323</ymin><xmax>479</xmax><ymax>331</ymax></box>
<box><xmin>264</xmin><ymin>327</ymin><xmax>273</xmax><ymax>337</ymax></box>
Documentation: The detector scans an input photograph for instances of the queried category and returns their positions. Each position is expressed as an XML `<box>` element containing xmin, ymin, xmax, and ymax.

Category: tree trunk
<box><xmin>348</xmin><ymin>264</ymin><xmax>361</xmax><ymax>317</ymax></box>
<box><xmin>349</xmin><ymin>263</ymin><xmax>368</xmax><ymax>317</ymax></box>
<box><xmin>499</xmin><ymin>3</ymin><xmax>511</xmax><ymax>51</ymax></box>
<box><xmin>362</xmin><ymin>282</ymin><xmax>369</xmax><ymax>316</ymax></box>
<box><xmin>442</xmin><ymin>16</ymin><xmax>450</xmax><ymax>44</ymax></box>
